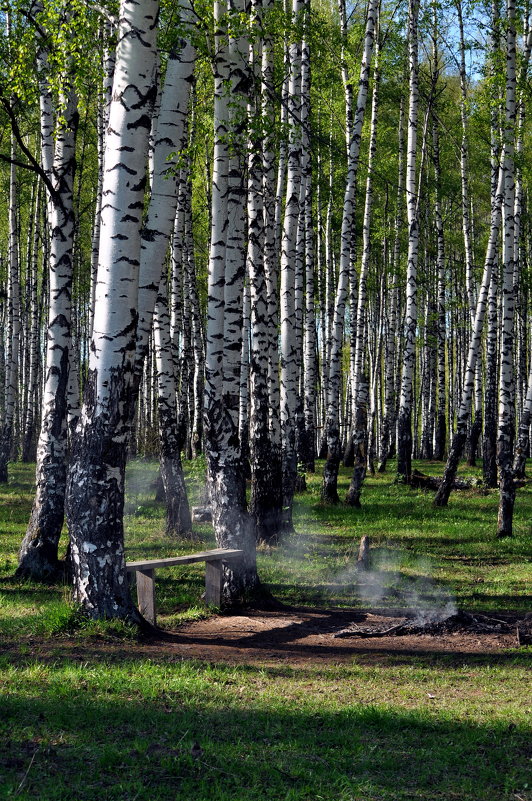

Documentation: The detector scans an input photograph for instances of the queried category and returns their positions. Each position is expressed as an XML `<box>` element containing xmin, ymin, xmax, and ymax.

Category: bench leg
<box><xmin>136</xmin><ymin>568</ymin><xmax>156</xmax><ymax>624</ymax></box>
<box><xmin>205</xmin><ymin>560</ymin><xmax>223</xmax><ymax>606</ymax></box>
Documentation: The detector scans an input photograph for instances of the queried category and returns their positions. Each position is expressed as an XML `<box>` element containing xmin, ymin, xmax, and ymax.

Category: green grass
<box><xmin>0</xmin><ymin>458</ymin><xmax>531</xmax><ymax>800</ymax></box>
<box><xmin>0</xmin><ymin>651</ymin><xmax>531</xmax><ymax>800</ymax></box>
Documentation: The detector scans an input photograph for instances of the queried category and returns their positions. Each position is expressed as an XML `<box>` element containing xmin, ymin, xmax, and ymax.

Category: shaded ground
<box><xmin>3</xmin><ymin>607</ymin><xmax>525</xmax><ymax>667</ymax></box>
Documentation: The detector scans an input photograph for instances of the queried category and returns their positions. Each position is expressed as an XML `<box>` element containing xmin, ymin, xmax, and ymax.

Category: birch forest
<box><xmin>0</xmin><ymin>0</ymin><xmax>530</xmax><ymax>620</ymax></box>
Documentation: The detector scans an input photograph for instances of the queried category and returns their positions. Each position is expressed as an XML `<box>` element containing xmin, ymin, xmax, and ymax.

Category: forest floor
<box><xmin>1</xmin><ymin>603</ymin><xmax>523</xmax><ymax>667</ymax></box>
<box><xmin>1</xmin><ymin>458</ymin><xmax>531</xmax><ymax>801</ymax></box>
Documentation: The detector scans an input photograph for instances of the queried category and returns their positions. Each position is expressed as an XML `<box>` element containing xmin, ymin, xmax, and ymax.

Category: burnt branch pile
<box><xmin>334</xmin><ymin>610</ymin><xmax>530</xmax><ymax>643</ymax></box>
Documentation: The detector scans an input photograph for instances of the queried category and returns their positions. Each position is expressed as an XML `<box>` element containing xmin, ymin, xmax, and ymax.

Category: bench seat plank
<box><xmin>126</xmin><ymin>548</ymin><xmax>243</xmax><ymax>572</ymax></box>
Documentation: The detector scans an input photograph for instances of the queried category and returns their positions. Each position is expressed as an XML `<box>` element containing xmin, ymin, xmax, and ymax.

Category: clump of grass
<box><xmin>28</xmin><ymin>600</ymin><xmax>138</xmax><ymax>640</ymax></box>
<box><xmin>32</xmin><ymin>600</ymin><xmax>86</xmax><ymax>635</ymax></box>
<box><xmin>162</xmin><ymin>605</ymin><xmax>214</xmax><ymax>628</ymax></box>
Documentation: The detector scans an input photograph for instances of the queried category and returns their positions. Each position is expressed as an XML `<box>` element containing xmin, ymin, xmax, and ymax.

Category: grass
<box><xmin>0</xmin><ymin>457</ymin><xmax>531</xmax><ymax>800</ymax></box>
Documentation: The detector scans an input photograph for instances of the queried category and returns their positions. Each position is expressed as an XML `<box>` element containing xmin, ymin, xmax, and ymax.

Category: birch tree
<box><xmin>17</xmin><ymin>79</ymin><xmax>78</xmax><ymax>578</ymax></box>
<box><xmin>346</xmin><ymin>28</ymin><xmax>380</xmax><ymax>507</ymax></box>
<box><xmin>66</xmin><ymin>0</ymin><xmax>159</xmax><ymax>620</ymax></box>
<box><xmin>434</xmin><ymin>166</ymin><xmax>504</xmax><ymax>506</ymax></box>
<box><xmin>280</xmin><ymin>0</ymin><xmax>304</xmax><ymax>527</ymax></box>
<box><xmin>396</xmin><ymin>0</ymin><xmax>420</xmax><ymax>483</ymax></box>
<box><xmin>496</xmin><ymin>0</ymin><xmax>517</xmax><ymax>537</ymax></box>
<box><xmin>378</xmin><ymin>96</ymin><xmax>404</xmax><ymax>472</ymax></box>
<box><xmin>455</xmin><ymin>0</ymin><xmax>483</xmax><ymax>466</ymax></box>
<box><xmin>153</xmin><ymin>273</ymin><xmax>192</xmax><ymax>537</ymax></box>
<box><xmin>482</xmin><ymin>0</ymin><xmax>501</xmax><ymax>488</ymax></box>
<box><xmin>513</xmin><ymin>353</ymin><xmax>532</xmax><ymax>479</ymax></box>
<box><xmin>204</xmin><ymin>0</ymin><xmax>260</xmax><ymax>601</ymax></box>
<box><xmin>322</xmin><ymin>0</ymin><xmax>379</xmax><ymax>503</ymax></box>
<box><xmin>0</xmin><ymin>136</ymin><xmax>20</xmax><ymax>484</ymax></box>
<box><xmin>133</xmin><ymin>6</ymin><xmax>196</xmax><ymax>533</ymax></box>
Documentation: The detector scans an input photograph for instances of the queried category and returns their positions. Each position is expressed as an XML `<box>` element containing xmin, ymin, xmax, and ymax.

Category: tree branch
<box><xmin>92</xmin><ymin>3</ymin><xmax>118</xmax><ymax>26</ymax></box>
<box><xmin>0</xmin><ymin>96</ymin><xmax>59</xmax><ymax>205</ymax></box>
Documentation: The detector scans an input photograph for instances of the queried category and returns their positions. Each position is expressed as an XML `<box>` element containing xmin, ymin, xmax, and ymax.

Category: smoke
<box><xmin>123</xmin><ymin>459</ymin><xmax>211</xmax><ymax>519</ymax></box>
<box><xmin>331</xmin><ymin>548</ymin><xmax>457</xmax><ymax>625</ymax></box>
<box><xmin>124</xmin><ymin>461</ymin><xmax>160</xmax><ymax>514</ymax></box>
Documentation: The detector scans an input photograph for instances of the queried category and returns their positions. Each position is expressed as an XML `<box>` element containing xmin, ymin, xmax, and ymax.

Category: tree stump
<box><xmin>356</xmin><ymin>535</ymin><xmax>370</xmax><ymax>570</ymax></box>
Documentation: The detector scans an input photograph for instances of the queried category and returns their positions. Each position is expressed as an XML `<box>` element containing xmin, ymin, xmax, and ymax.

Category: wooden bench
<box><xmin>126</xmin><ymin>548</ymin><xmax>243</xmax><ymax>625</ymax></box>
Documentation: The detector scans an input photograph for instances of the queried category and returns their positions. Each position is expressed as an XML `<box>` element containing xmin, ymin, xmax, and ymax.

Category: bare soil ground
<box><xmin>5</xmin><ymin>607</ymin><xmax>525</xmax><ymax>667</ymax></box>
<box><xmin>163</xmin><ymin>607</ymin><xmax>523</xmax><ymax>665</ymax></box>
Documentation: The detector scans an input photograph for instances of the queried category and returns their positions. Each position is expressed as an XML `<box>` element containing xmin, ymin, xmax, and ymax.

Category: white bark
<box><xmin>136</xmin><ymin>13</ymin><xmax>196</xmax><ymax>369</ymax></box>
<box><xmin>239</xmin><ymin>280</ymin><xmax>251</xmax><ymax>460</ymax></box>
<box><xmin>497</xmin><ymin>0</ymin><xmax>517</xmax><ymax>537</ymax></box>
<box><xmin>322</xmin><ymin>0</ymin><xmax>379</xmax><ymax>502</ymax></box>
<box><xmin>90</xmin><ymin>21</ymin><xmax>116</xmax><ymax>340</ymax></box>
<box><xmin>280</xmin><ymin>0</ymin><xmax>304</xmax><ymax>526</ymax></box>
<box><xmin>378</xmin><ymin>97</ymin><xmax>404</xmax><ymax>471</ymax></box>
<box><xmin>22</xmin><ymin>180</ymin><xmax>42</xmax><ymax>462</ymax></box>
<box><xmin>396</xmin><ymin>0</ymin><xmax>420</xmax><ymax>482</ymax></box>
<box><xmin>66</xmin><ymin>0</ymin><xmax>159</xmax><ymax>620</ymax></box>
<box><xmin>153</xmin><ymin>273</ymin><xmax>192</xmax><ymax>536</ymax></box>
<box><xmin>0</xmin><ymin>136</ymin><xmax>21</xmax><ymax>482</ymax></box>
<box><xmin>301</xmin><ymin>75</ymin><xmax>316</xmax><ymax>473</ymax></box>
<box><xmin>513</xmin><ymin>349</ymin><xmax>532</xmax><ymax>478</ymax></box>
<box><xmin>346</xmin><ymin>31</ymin><xmax>380</xmax><ymax>506</ymax></box>
<box><xmin>205</xmin><ymin>0</ymin><xmax>259</xmax><ymax>601</ymax></box>
<box><xmin>434</xmin><ymin>164</ymin><xmax>505</xmax><ymax>505</ymax></box>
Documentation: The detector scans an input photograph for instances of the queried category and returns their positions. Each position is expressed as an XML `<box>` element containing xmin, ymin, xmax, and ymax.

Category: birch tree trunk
<box><xmin>280</xmin><ymin>0</ymin><xmax>304</xmax><ymax>527</ymax></box>
<box><xmin>0</xmin><ymin>137</ymin><xmax>20</xmax><ymax>484</ymax></box>
<box><xmin>239</xmin><ymin>280</ymin><xmax>251</xmax><ymax>474</ymax></box>
<box><xmin>135</xmin><ymin>12</ymin><xmax>196</xmax><ymax>383</ymax></box>
<box><xmin>248</xmin><ymin>0</ymin><xmax>272</xmax><ymax>540</ymax></box>
<box><xmin>378</xmin><ymin>98</ymin><xmax>404</xmax><ymax>472</ymax></box>
<box><xmin>456</xmin><ymin>0</ymin><xmax>482</xmax><ymax>466</ymax></box>
<box><xmin>434</xmin><ymin>167</ymin><xmax>505</xmax><ymax>506</ymax></box>
<box><xmin>346</xmin><ymin>31</ymin><xmax>380</xmax><ymax>507</ymax></box>
<box><xmin>513</xmin><ymin>350</ymin><xmax>532</xmax><ymax>479</ymax></box>
<box><xmin>247</xmin><ymin>0</ymin><xmax>283</xmax><ymax>543</ymax></box>
<box><xmin>153</xmin><ymin>274</ymin><xmax>192</xmax><ymax>537</ymax></box>
<box><xmin>496</xmin><ymin>0</ymin><xmax>517</xmax><ymax>537</ymax></box>
<box><xmin>134</xmin><ymin>11</ymin><xmax>195</xmax><ymax>528</ymax></box>
<box><xmin>262</xmin><ymin>2</ymin><xmax>281</xmax><ymax>501</ymax></box>
<box><xmin>300</xmin><ymin>22</ymin><xmax>316</xmax><ymax>474</ymax></box>
<box><xmin>322</xmin><ymin>0</ymin><xmax>379</xmax><ymax>502</ymax></box>
<box><xmin>66</xmin><ymin>0</ymin><xmax>159</xmax><ymax>620</ymax></box>
<box><xmin>456</xmin><ymin>0</ymin><xmax>476</xmax><ymax>324</ymax></box>
<box><xmin>21</xmin><ymin>180</ymin><xmax>42</xmax><ymax>463</ymax></box>
<box><xmin>396</xmin><ymin>0</ymin><xmax>420</xmax><ymax>483</ymax></box>
<box><xmin>483</xmin><ymin>0</ymin><xmax>502</xmax><ymax>487</ymax></box>
<box><xmin>184</xmin><ymin>173</ymin><xmax>204</xmax><ymax>459</ymax></box>
<box><xmin>205</xmin><ymin>0</ymin><xmax>259</xmax><ymax>602</ymax></box>
<box><xmin>18</xmin><ymin>87</ymin><xmax>78</xmax><ymax>579</ymax></box>
<box><xmin>483</xmin><ymin>268</ymin><xmax>499</xmax><ymax>486</ymax></box>
<box><xmin>90</xmin><ymin>21</ymin><xmax>115</xmax><ymax>340</ymax></box>
<box><xmin>432</xmin><ymin>120</ymin><xmax>447</xmax><ymax>461</ymax></box>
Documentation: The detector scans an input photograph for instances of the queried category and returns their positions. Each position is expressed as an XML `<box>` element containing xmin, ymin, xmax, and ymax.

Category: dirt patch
<box><xmin>3</xmin><ymin>608</ymin><xmax>526</xmax><ymax>668</ymax></box>
<box><xmin>165</xmin><ymin>607</ymin><xmax>523</xmax><ymax>665</ymax></box>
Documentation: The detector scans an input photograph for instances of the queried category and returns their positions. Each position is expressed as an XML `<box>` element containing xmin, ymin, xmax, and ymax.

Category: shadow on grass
<box><xmin>0</xmin><ymin>577</ymin><xmax>64</xmax><ymax>595</ymax></box>
<box><xmin>1</xmin><ymin>666</ymin><xmax>530</xmax><ymax>801</ymax></box>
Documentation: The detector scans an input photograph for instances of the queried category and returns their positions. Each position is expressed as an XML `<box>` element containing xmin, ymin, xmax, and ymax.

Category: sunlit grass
<box><xmin>1</xmin><ymin>458</ymin><xmax>530</xmax><ymax>638</ymax></box>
